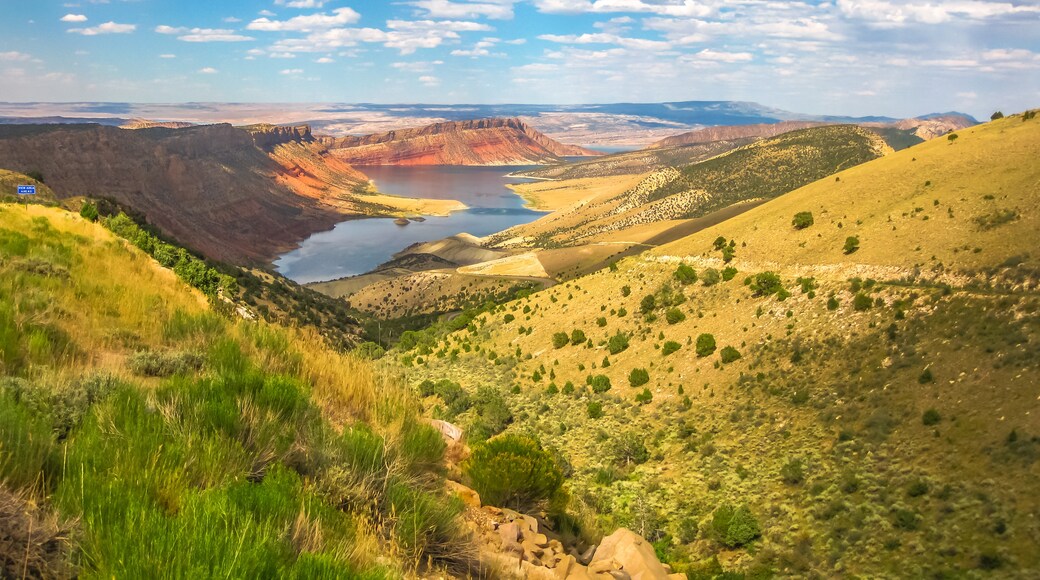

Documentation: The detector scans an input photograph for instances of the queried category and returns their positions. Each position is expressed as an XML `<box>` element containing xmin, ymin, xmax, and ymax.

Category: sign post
<box><xmin>17</xmin><ymin>185</ymin><xmax>36</xmax><ymax>210</ymax></box>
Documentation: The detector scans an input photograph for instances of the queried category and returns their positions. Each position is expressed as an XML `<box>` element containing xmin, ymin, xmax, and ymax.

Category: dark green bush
<box><xmin>662</xmin><ymin>341</ymin><xmax>681</xmax><ymax>356</ymax></box>
<box><xmin>792</xmin><ymin>211</ymin><xmax>814</xmax><ymax>229</ymax></box>
<box><xmin>722</xmin><ymin>267</ymin><xmax>738</xmax><ymax>281</ymax></box>
<box><xmin>467</xmin><ymin>387</ymin><xmax>512</xmax><ymax>442</ymax></box>
<box><xmin>665</xmin><ymin>308</ymin><xmax>686</xmax><ymax>324</ymax></box>
<box><xmin>827</xmin><ymin>296</ymin><xmax>839</xmax><ymax>310</ymax></box>
<box><xmin>750</xmin><ymin>272</ymin><xmax>784</xmax><ymax>296</ymax></box>
<box><xmin>843</xmin><ymin>236</ymin><xmax>860</xmax><ymax>254</ymax></box>
<box><xmin>635</xmin><ymin>388</ymin><xmax>653</xmax><ymax>405</ymax></box>
<box><xmin>720</xmin><ymin>346</ymin><xmax>741</xmax><ymax>364</ymax></box>
<box><xmin>610</xmin><ymin>432</ymin><xmax>650</xmax><ymax>465</ymax></box>
<box><xmin>463</xmin><ymin>434</ymin><xmax>564</xmax><ymax>513</ymax></box>
<box><xmin>552</xmin><ymin>332</ymin><xmax>570</xmax><ymax>349</ymax></box>
<box><xmin>607</xmin><ymin>333</ymin><xmax>629</xmax><ymax>355</ymax></box>
<box><xmin>586</xmin><ymin>401</ymin><xmax>603</xmax><ymax>419</ymax></box>
<box><xmin>590</xmin><ymin>375</ymin><xmax>611</xmax><ymax>393</ymax></box>
<box><xmin>640</xmin><ymin>295</ymin><xmax>657</xmax><ymax>314</ymax></box>
<box><xmin>628</xmin><ymin>368</ymin><xmax>649</xmax><ymax>387</ymax></box>
<box><xmin>80</xmin><ymin>202</ymin><xmax>99</xmax><ymax>222</ymax></box>
<box><xmin>570</xmin><ymin>329</ymin><xmax>586</xmax><ymax>345</ymax></box>
<box><xmin>696</xmin><ymin>334</ymin><xmax>717</xmax><ymax>357</ymax></box>
<box><xmin>918</xmin><ymin>368</ymin><xmax>934</xmax><ymax>384</ymax></box>
<box><xmin>710</xmin><ymin>504</ymin><xmax>761</xmax><ymax>548</ymax></box>
<box><xmin>922</xmin><ymin>408</ymin><xmax>941</xmax><ymax>426</ymax></box>
<box><xmin>674</xmin><ymin>264</ymin><xmax>697</xmax><ymax>285</ymax></box>
<box><xmin>701</xmin><ymin>268</ymin><xmax>721</xmax><ymax>287</ymax></box>
<box><xmin>780</xmin><ymin>459</ymin><xmax>805</xmax><ymax>485</ymax></box>
<box><xmin>127</xmin><ymin>350</ymin><xmax>203</xmax><ymax>377</ymax></box>
<box><xmin>853</xmin><ymin>293</ymin><xmax>873</xmax><ymax>311</ymax></box>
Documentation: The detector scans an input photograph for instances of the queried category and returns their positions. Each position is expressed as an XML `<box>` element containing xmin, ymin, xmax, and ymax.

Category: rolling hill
<box><xmin>383</xmin><ymin>111</ymin><xmax>1040</xmax><ymax>577</ymax></box>
<box><xmin>320</xmin><ymin>118</ymin><xmax>601</xmax><ymax>166</ymax></box>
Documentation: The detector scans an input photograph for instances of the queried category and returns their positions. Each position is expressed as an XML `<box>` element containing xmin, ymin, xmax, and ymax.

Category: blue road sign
<box><xmin>17</xmin><ymin>185</ymin><xmax>36</xmax><ymax>195</ymax></box>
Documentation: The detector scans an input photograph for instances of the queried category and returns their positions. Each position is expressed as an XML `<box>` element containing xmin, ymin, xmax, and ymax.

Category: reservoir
<box><xmin>273</xmin><ymin>166</ymin><xmax>543</xmax><ymax>284</ymax></box>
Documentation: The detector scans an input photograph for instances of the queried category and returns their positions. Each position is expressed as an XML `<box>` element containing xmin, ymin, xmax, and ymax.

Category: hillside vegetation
<box><xmin>0</xmin><ymin>204</ymin><xmax>473</xmax><ymax>578</ymax></box>
<box><xmin>385</xmin><ymin>113</ymin><xmax>1040</xmax><ymax>577</ymax></box>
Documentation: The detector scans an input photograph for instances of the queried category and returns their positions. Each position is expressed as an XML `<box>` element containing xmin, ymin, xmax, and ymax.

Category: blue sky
<box><xmin>0</xmin><ymin>1</ymin><xmax>1038</xmax><ymax>118</ymax></box>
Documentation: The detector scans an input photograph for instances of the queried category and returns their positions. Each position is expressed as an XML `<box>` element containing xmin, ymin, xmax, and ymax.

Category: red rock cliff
<box><xmin>320</xmin><ymin>118</ymin><xmax>600</xmax><ymax>166</ymax></box>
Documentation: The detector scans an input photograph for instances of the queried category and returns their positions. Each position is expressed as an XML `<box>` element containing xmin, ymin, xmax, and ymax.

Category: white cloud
<box><xmin>280</xmin><ymin>68</ymin><xmax>304</xmax><ymax>74</ymax></box>
<box><xmin>538</xmin><ymin>32</ymin><xmax>671</xmax><ymax>50</ymax></box>
<box><xmin>419</xmin><ymin>75</ymin><xmax>440</xmax><ymax>86</ymax></box>
<box><xmin>0</xmin><ymin>51</ymin><xmax>32</xmax><ymax>61</ymax></box>
<box><xmin>315</xmin><ymin>57</ymin><xmax>335</xmax><ymax>63</ymax></box>
<box><xmin>68</xmin><ymin>22</ymin><xmax>136</xmax><ymax>35</ymax></box>
<box><xmin>157</xmin><ymin>25</ymin><xmax>254</xmax><ymax>42</ymax></box>
<box><xmin>247</xmin><ymin>7</ymin><xmax>360</xmax><ymax>32</ymax></box>
<box><xmin>533</xmin><ymin>0</ymin><xmax>717</xmax><ymax>17</ymax></box>
<box><xmin>392</xmin><ymin>60</ymin><xmax>444</xmax><ymax>71</ymax></box>
<box><xmin>409</xmin><ymin>0</ymin><xmax>518</xmax><ymax>20</ymax></box>
<box><xmin>837</xmin><ymin>0</ymin><xmax>1040</xmax><ymax>28</ymax></box>
<box><xmin>451</xmin><ymin>37</ymin><xmax>504</xmax><ymax>57</ymax></box>
<box><xmin>159</xmin><ymin>54</ymin><xmax>176</xmax><ymax>59</ymax></box>
<box><xmin>60</xmin><ymin>14</ymin><xmax>88</xmax><ymax>23</ymax></box>
<box><xmin>275</xmin><ymin>0</ymin><xmax>327</xmax><ymax>7</ymax></box>
<box><xmin>690</xmin><ymin>48</ymin><xmax>754</xmax><ymax>63</ymax></box>
<box><xmin>198</xmin><ymin>67</ymin><xmax>218</xmax><ymax>74</ymax></box>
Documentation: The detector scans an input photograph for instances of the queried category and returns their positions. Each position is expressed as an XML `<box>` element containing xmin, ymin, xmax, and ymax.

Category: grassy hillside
<box><xmin>0</xmin><ymin>204</ymin><xmax>471</xmax><ymax>577</ymax></box>
<box><xmin>384</xmin><ymin>113</ymin><xmax>1040</xmax><ymax>577</ymax></box>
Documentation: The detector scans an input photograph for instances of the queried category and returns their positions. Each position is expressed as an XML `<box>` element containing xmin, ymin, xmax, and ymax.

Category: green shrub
<box><xmin>589</xmin><ymin>375</ymin><xmax>611</xmax><ymax>394</ymax></box>
<box><xmin>570</xmin><ymin>329</ymin><xmax>586</xmax><ymax>345</ymax></box>
<box><xmin>127</xmin><ymin>350</ymin><xmax>203</xmax><ymax>377</ymax></box>
<box><xmin>750</xmin><ymin>272</ymin><xmax>784</xmax><ymax>296</ymax></box>
<box><xmin>628</xmin><ymin>368</ymin><xmax>649</xmax><ymax>387</ymax></box>
<box><xmin>780</xmin><ymin>459</ymin><xmax>805</xmax><ymax>485</ymax></box>
<box><xmin>827</xmin><ymin>296</ymin><xmax>839</xmax><ymax>310</ymax></box>
<box><xmin>552</xmin><ymin>332</ymin><xmax>570</xmax><ymax>349</ymax></box>
<box><xmin>467</xmin><ymin>387</ymin><xmax>512</xmax><ymax>442</ymax></box>
<box><xmin>665</xmin><ymin>308</ymin><xmax>686</xmax><ymax>324</ymax></box>
<box><xmin>792</xmin><ymin>211</ymin><xmax>814</xmax><ymax>229</ymax></box>
<box><xmin>674</xmin><ymin>264</ymin><xmax>697</xmax><ymax>285</ymax></box>
<box><xmin>355</xmin><ymin>341</ymin><xmax>385</xmax><ymax>360</ymax></box>
<box><xmin>947</xmin><ymin>133</ymin><xmax>958</xmax><ymax>141</ymax></box>
<box><xmin>701</xmin><ymin>268</ymin><xmax>721</xmax><ymax>286</ymax></box>
<box><xmin>586</xmin><ymin>401</ymin><xmax>604</xmax><ymax>419</ymax></box>
<box><xmin>906</xmin><ymin>480</ymin><xmax>929</xmax><ymax>498</ymax></box>
<box><xmin>918</xmin><ymin>368</ymin><xmax>934</xmax><ymax>384</ymax></box>
<box><xmin>991</xmin><ymin>111</ymin><xmax>1004</xmax><ymax>120</ymax></box>
<box><xmin>721</xmin><ymin>245</ymin><xmax>736</xmax><ymax>263</ymax></box>
<box><xmin>80</xmin><ymin>202</ymin><xmax>100</xmax><ymax>222</ymax></box>
<box><xmin>713</xmin><ymin>236</ymin><xmax>728</xmax><ymax>250</ymax></box>
<box><xmin>696</xmin><ymin>334</ymin><xmax>717</xmax><ymax>357</ymax></box>
<box><xmin>607</xmin><ymin>333</ymin><xmax>629</xmax><ymax>355</ymax></box>
<box><xmin>893</xmin><ymin>508</ymin><xmax>920</xmax><ymax>530</ymax></box>
<box><xmin>720</xmin><ymin>346</ymin><xmax>741</xmax><ymax>364</ymax></box>
<box><xmin>503</xmin><ymin>314</ymin><xmax>515</xmax><ymax>324</ymax></box>
<box><xmin>843</xmin><ymin>236</ymin><xmax>860</xmax><ymax>254</ymax></box>
<box><xmin>710</xmin><ymin>504</ymin><xmax>761</xmax><ymax>548</ymax></box>
<box><xmin>596</xmin><ymin>317</ymin><xmax>607</xmax><ymax>327</ymax></box>
<box><xmin>640</xmin><ymin>295</ymin><xmax>657</xmax><ymax>314</ymax></box>
<box><xmin>922</xmin><ymin>408</ymin><xmax>941</xmax><ymax>426</ymax></box>
<box><xmin>610</xmin><ymin>432</ymin><xmax>650</xmax><ymax>465</ymax></box>
<box><xmin>722</xmin><ymin>267</ymin><xmax>738</xmax><ymax>282</ymax></box>
<box><xmin>463</xmin><ymin>435</ymin><xmax>563</xmax><ymax>513</ymax></box>
<box><xmin>852</xmin><ymin>293</ymin><xmax>873</xmax><ymax>311</ymax></box>
<box><xmin>662</xmin><ymin>341</ymin><xmax>681</xmax><ymax>356</ymax></box>
<box><xmin>621</xmin><ymin>285</ymin><xmax>631</xmax><ymax>297</ymax></box>
<box><xmin>635</xmin><ymin>388</ymin><xmax>653</xmax><ymax>405</ymax></box>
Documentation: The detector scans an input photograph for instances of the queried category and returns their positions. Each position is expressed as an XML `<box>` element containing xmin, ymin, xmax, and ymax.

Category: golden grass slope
<box><xmin>386</xmin><ymin>112</ymin><xmax>1040</xmax><ymax>577</ymax></box>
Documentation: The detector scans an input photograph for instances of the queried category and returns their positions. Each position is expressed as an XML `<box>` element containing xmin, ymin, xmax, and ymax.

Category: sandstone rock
<box><xmin>446</xmin><ymin>480</ymin><xmax>481</xmax><ymax>508</ymax></box>
<box><xmin>429</xmin><ymin>419</ymin><xmax>464</xmax><ymax>443</ymax></box>
<box><xmin>589</xmin><ymin>529</ymin><xmax>676</xmax><ymax>580</ymax></box>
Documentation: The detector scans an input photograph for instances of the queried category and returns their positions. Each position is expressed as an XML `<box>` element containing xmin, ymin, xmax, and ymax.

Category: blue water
<box><xmin>273</xmin><ymin>166</ymin><xmax>543</xmax><ymax>284</ymax></box>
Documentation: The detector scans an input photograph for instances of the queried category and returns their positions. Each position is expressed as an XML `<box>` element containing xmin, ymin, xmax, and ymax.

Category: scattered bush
<box><xmin>79</xmin><ymin>202</ymin><xmax>99</xmax><ymax>222</ymax></box>
<box><xmin>720</xmin><ymin>346</ymin><xmax>741</xmax><ymax>364</ymax></box>
<box><xmin>570</xmin><ymin>329</ymin><xmax>586</xmax><ymax>345</ymax></box>
<box><xmin>607</xmin><ymin>333</ymin><xmax>630</xmax><ymax>355</ymax></box>
<box><xmin>701</xmin><ymin>268</ymin><xmax>721</xmax><ymax>287</ymax></box>
<box><xmin>792</xmin><ymin>211</ymin><xmax>814</xmax><ymax>229</ymax></box>
<box><xmin>922</xmin><ymin>408</ymin><xmax>941</xmax><ymax>426</ymax></box>
<box><xmin>640</xmin><ymin>295</ymin><xmax>657</xmax><ymax>314</ymax></box>
<box><xmin>918</xmin><ymin>368</ymin><xmax>934</xmax><ymax>384</ymax></box>
<box><xmin>628</xmin><ymin>368</ymin><xmax>649</xmax><ymax>387</ymax></box>
<box><xmin>947</xmin><ymin>133</ymin><xmax>958</xmax><ymax>142</ymax></box>
<box><xmin>722</xmin><ymin>267</ymin><xmax>738</xmax><ymax>282</ymax></box>
<box><xmin>635</xmin><ymin>388</ymin><xmax>652</xmax><ymax>405</ymax></box>
<box><xmin>781</xmin><ymin>459</ymin><xmax>805</xmax><ymax>485</ymax></box>
<box><xmin>552</xmin><ymin>332</ymin><xmax>570</xmax><ymax>349</ymax></box>
<box><xmin>696</xmin><ymin>334</ymin><xmax>717</xmax><ymax>357</ymax></box>
<box><xmin>843</xmin><ymin>236</ymin><xmax>860</xmax><ymax>254</ymax></box>
<box><xmin>827</xmin><ymin>296</ymin><xmax>839</xmax><ymax>310</ymax></box>
<box><xmin>665</xmin><ymin>308</ymin><xmax>686</xmax><ymax>324</ymax></box>
<box><xmin>853</xmin><ymin>293</ymin><xmax>873</xmax><ymax>312</ymax></box>
<box><xmin>589</xmin><ymin>375</ymin><xmax>612</xmax><ymax>394</ymax></box>
<box><xmin>610</xmin><ymin>432</ymin><xmax>650</xmax><ymax>465</ymax></box>
<box><xmin>710</xmin><ymin>504</ymin><xmax>761</xmax><ymax>548</ymax></box>
<box><xmin>750</xmin><ymin>272</ymin><xmax>784</xmax><ymax>297</ymax></box>
<box><xmin>127</xmin><ymin>350</ymin><xmax>203</xmax><ymax>377</ymax></box>
<box><xmin>991</xmin><ymin>111</ymin><xmax>1004</xmax><ymax>121</ymax></box>
<box><xmin>587</xmin><ymin>401</ymin><xmax>604</xmax><ymax>419</ymax></box>
<box><xmin>662</xmin><ymin>341</ymin><xmax>681</xmax><ymax>356</ymax></box>
<box><xmin>463</xmin><ymin>435</ymin><xmax>564</xmax><ymax>513</ymax></box>
<box><xmin>674</xmin><ymin>264</ymin><xmax>697</xmax><ymax>285</ymax></box>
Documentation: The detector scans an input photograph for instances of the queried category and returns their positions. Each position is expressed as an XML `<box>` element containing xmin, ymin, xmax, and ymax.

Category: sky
<box><xmin>0</xmin><ymin>1</ymin><xmax>1038</xmax><ymax>118</ymax></box>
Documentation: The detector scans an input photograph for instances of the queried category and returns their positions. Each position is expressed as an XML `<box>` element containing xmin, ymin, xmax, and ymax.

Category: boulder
<box><xmin>446</xmin><ymin>480</ymin><xmax>481</xmax><ymax>508</ymax></box>
<box><xmin>588</xmin><ymin>529</ymin><xmax>677</xmax><ymax>580</ymax></box>
<box><xmin>429</xmin><ymin>419</ymin><xmax>463</xmax><ymax>443</ymax></box>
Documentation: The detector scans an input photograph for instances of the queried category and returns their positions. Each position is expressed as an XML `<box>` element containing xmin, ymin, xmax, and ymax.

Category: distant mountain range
<box><xmin>0</xmin><ymin>101</ymin><xmax>979</xmax><ymax>148</ymax></box>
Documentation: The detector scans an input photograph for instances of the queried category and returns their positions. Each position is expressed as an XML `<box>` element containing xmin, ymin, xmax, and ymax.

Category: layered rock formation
<box><xmin>0</xmin><ymin>123</ymin><xmax>368</xmax><ymax>263</ymax></box>
<box><xmin>321</xmin><ymin>118</ymin><xmax>601</xmax><ymax>166</ymax></box>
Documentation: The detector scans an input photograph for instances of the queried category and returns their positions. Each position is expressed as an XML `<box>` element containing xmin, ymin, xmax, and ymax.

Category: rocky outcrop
<box><xmin>888</xmin><ymin>114</ymin><xmax>977</xmax><ymax>140</ymax></box>
<box><xmin>320</xmin><ymin>118</ymin><xmax>601</xmax><ymax>166</ymax></box>
<box><xmin>0</xmin><ymin>123</ymin><xmax>368</xmax><ymax>263</ymax></box>
<box><xmin>245</xmin><ymin>124</ymin><xmax>315</xmax><ymax>150</ymax></box>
